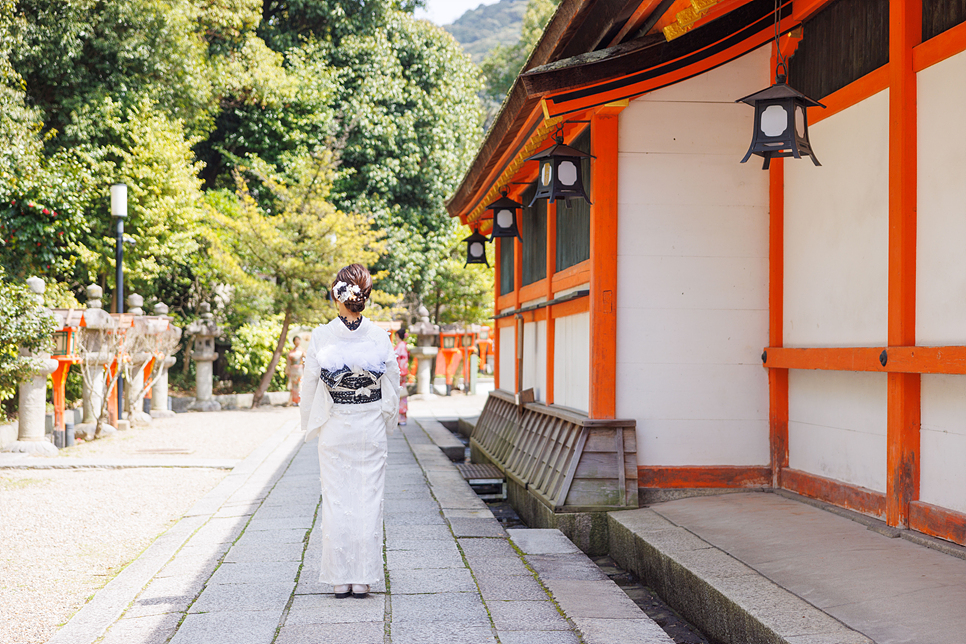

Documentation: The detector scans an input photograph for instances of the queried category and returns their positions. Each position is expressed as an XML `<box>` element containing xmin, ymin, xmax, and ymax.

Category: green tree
<box><xmin>480</xmin><ymin>0</ymin><xmax>560</xmax><ymax>111</ymax></box>
<box><xmin>207</xmin><ymin>151</ymin><xmax>385</xmax><ymax>406</ymax></box>
<box><xmin>419</xmin><ymin>220</ymin><xmax>494</xmax><ymax>325</ymax></box>
<box><xmin>324</xmin><ymin>11</ymin><xmax>484</xmax><ymax>306</ymax></box>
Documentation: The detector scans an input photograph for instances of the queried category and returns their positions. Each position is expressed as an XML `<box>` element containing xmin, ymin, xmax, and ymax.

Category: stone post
<box><xmin>151</xmin><ymin>356</ymin><xmax>177</xmax><ymax>418</ymax></box>
<box><xmin>3</xmin><ymin>277</ymin><xmax>58</xmax><ymax>455</ymax></box>
<box><xmin>150</xmin><ymin>302</ymin><xmax>177</xmax><ymax>418</ymax></box>
<box><xmin>408</xmin><ymin>306</ymin><xmax>439</xmax><ymax>398</ymax></box>
<box><xmin>124</xmin><ymin>293</ymin><xmax>153</xmax><ymax>425</ymax></box>
<box><xmin>187</xmin><ymin>303</ymin><xmax>221</xmax><ymax>412</ymax></box>
<box><xmin>76</xmin><ymin>285</ymin><xmax>116</xmax><ymax>439</ymax></box>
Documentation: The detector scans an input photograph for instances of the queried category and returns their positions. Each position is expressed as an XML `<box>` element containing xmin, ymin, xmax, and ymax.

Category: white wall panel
<box><xmin>784</xmin><ymin>90</ymin><xmax>890</xmax><ymax>347</ymax></box>
<box><xmin>522</xmin><ymin>320</ymin><xmax>547</xmax><ymax>401</ymax></box>
<box><xmin>788</xmin><ymin>370</ymin><xmax>887</xmax><ymax>492</ymax></box>
<box><xmin>918</xmin><ymin>50</ymin><xmax>966</xmax><ymax>345</ymax></box>
<box><xmin>919</xmin><ymin>375</ymin><xmax>966</xmax><ymax>514</ymax></box>
<box><xmin>498</xmin><ymin>325</ymin><xmax>516</xmax><ymax>393</ymax></box>
<box><xmin>553</xmin><ymin>312</ymin><xmax>589</xmax><ymax>412</ymax></box>
<box><xmin>616</xmin><ymin>50</ymin><xmax>770</xmax><ymax>468</ymax></box>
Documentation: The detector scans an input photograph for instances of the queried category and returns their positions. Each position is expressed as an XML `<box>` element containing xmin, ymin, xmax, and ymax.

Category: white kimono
<box><xmin>300</xmin><ymin>317</ymin><xmax>400</xmax><ymax>585</ymax></box>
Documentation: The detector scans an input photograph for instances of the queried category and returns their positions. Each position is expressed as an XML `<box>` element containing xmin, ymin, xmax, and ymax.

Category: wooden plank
<box><xmin>573</xmin><ymin>451</ymin><xmax>621</xmax><ymax>479</ymax></box>
<box><xmin>555</xmin><ymin>427</ymin><xmax>589</xmax><ymax>510</ymax></box>
<box><xmin>532</xmin><ymin>417</ymin><xmax>564</xmax><ymax>493</ymax></box>
<box><xmin>565</xmin><ymin>478</ymin><xmax>622</xmax><ymax>506</ymax></box>
<box><xmin>544</xmin><ymin>421</ymin><xmax>579</xmax><ymax>500</ymax></box>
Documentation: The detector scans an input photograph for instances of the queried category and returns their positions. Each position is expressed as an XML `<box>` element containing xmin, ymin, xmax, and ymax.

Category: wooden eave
<box><xmin>446</xmin><ymin>0</ymin><xmax>647</xmax><ymax>222</ymax></box>
<box><xmin>446</xmin><ymin>0</ymin><xmax>808</xmax><ymax>222</ymax></box>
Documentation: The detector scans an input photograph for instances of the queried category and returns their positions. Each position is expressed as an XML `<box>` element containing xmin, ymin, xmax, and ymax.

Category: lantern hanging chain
<box><xmin>773</xmin><ymin>0</ymin><xmax>788</xmax><ymax>83</ymax></box>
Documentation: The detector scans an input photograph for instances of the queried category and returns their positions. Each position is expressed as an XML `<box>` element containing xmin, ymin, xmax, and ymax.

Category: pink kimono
<box><xmin>394</xmin><ymin>338</ymin><xmax>409</xmax><ymax>424</ymax></box>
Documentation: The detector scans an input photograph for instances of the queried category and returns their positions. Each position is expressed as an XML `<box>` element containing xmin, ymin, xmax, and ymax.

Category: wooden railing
<box><xmin>471</xmin><ymin>389</ymin><xmax>638</xmax><ymax>512</ymax></box>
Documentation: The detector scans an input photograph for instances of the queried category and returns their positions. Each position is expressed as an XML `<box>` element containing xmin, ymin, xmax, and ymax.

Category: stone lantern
<box><xmin>150</xmin><ymin>302</ymin><xmax>178</xmax><ymax>418</ymax></box>
<box><xmin>124</xmin><ymin>293</ymin><xmax>154</xmax><ymax>425</ymax></box>
<box><xmin>186</xmin><ymin>302</ymin><xmax>222</xmax><ymax>412</ymax></box>
<box><xmin>3</xmin><ymin>277</ymin><xmax>58</xmax><ymax>455</ymax></box>
<box><xmin>76</xmin><ymin>284</ymin><xmax>118</xmax><ymax>439</ymax></box>
<box><xmin>408</xmin><ymin>306</ymin><xmax>439</xmax><ymax>398</ymax></box>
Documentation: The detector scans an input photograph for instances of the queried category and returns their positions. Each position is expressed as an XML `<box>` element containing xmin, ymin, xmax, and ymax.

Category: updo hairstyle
<box><xmin>332</xmin><ymin>264</ymin><xmax>372</xmax><ymax>313</ymax></box>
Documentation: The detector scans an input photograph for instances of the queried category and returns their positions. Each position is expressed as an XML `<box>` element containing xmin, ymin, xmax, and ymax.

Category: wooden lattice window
<box><xmin>521</xmin><ymin>183</ymin><xmax>548</xmax><ymax>287</ymax></box>
<box><xmin>499</xmin><ymin>236</ymin><xmax>514</xmax><ymax>296</ymax></box>
<box><xmin>556</xmin><ymin>127</ymin><xmax>591</xmax><ymax>272</ymax></box>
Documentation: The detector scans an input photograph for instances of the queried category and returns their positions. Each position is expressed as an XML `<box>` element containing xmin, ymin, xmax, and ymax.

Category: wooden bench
<box><xmin>455</xmin><ymin>462</ymin><xmax>507</xmax><ymax>500</ymax></box>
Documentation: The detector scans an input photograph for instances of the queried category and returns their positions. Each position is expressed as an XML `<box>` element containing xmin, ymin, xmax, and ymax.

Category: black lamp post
<box><xmin>463</xmin><ymin>229</ymin><xmax>490</xmax><ymax>267</ymax></box>
<box><xmin>111</xmin><ymin>183</ymin><xmax>127</xmax><ymax>417</ymax></box>
<box><xmin>523</xmin><ymin>128</ymin><xmax>593</xmax><ymax>205</ymax></box>
<box><xmin>486</xmin><ymin>190</ymin><xmax>523</xmax><ymax>242</ymax></box>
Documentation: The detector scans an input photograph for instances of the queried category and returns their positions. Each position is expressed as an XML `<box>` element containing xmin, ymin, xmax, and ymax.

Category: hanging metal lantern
<box><xmin>523</xmin><ymin>130</ymin><xmax>593</xmax><ymax>205</ymax></box>
<box><xmin>485</xmin><ymin>191</ymin><xmax>522</xmax><ymax>242</ymax></box>
<box><xmin>736</xmin><ymin>74</ymin><xmax>825</xmax><ymax>169</ymax></box>
<box><xmin>463</xmin><ymin>229</ymin><xmax>490</xmax><ymax>267</ymax></box>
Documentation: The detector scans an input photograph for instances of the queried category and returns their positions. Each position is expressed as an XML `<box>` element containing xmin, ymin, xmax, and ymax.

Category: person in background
<box><xmin>394</xmin><ymin>328</ymin><xmax>409</xmax><ymax>425</ymax></box>
<box><xmin>286</xmin><ymin>335</ymin><xmax>304</xmax><ymax>406</ymax></box>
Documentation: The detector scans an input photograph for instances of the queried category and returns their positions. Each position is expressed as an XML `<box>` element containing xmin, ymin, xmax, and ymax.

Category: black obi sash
<box><xmin>320</xmin><ymin>366</ymin><xmax>384</xmax><ymax>404</ymax></box>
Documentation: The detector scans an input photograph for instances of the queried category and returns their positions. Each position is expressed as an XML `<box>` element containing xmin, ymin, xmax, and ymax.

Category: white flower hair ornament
<box><xmin>333</xmin><ymin>281</ymin><xmax>363</xmax><ymax>303</ymax></box>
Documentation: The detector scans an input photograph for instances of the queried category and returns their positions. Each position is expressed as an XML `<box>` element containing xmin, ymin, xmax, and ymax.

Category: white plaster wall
<box><xmin>499</xmin><ymin>325</ymin><xmax>516</xmax><ymax>392</ymax></box>
<box><xmin>918</xmin><ymin>49</ymin><xmax>966</xmax><ymax>345</ymax></box>
<box><xmin>920</xmin><ymin>375</ymin><xmax>966</xmax><ymax>514</ymax></box>
<box><xmin>914</xmin><ymin>50</ymin><xmax>966</xmax><ymax>516</ymax></box>
<box><xmin>554</xmin><ymin>312</ymin><xmax>589</xmax><ymax>412</ymax></box>
<box><xmin>788</xmin><ymin>370</ymin><xmax>888</xmax><ymax>492</ymax></box>
<box><xmin>784</xmin><ymin>90</ymin><xmax>890</xmax><ymax>347</ymax></box>
<box><xmin>522</xmin><ymin>320</ymin><xmax>547</xmax><ymax>401</ymax></box>
<box><xmin>616</xmin><ymin>47</ymin><xmax>770</xmax><ymax>467</ymax></box>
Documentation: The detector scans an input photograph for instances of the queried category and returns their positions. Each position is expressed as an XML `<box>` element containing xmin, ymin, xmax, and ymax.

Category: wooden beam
<box><xmin>639</xmin><ymin>466</ymin><xmax>772</xmax><ymax>488</ymax></box>
<box><xmin>551</xmin><ymin>259</ymin><xmax>591</xmax><ymax>292</ymax></box>
<box><xmin>588</xmin><ymin>110</ymin><xmax>620</xmax><ymax>419</ymax></box>
<box><xmin>886</xmin><ymin>0</ymin><xmax>921</xmax><ymax>529</ymax></box>
<box><xmin>808</xmin><ymin>64</ymin><xmax>889</xmax><ymax>125</ymax></box>
<box><xmin>781</xmin><ymin>468</ymin><xmax>887</xmax><ymax>518</ymax></box>
<box><xmin>763</xmin><ymin>346</ymin><xmax>966</xmax><ymax>374</ymax></box>
<box><xmin>910</xmin><ymin>500</ymin><xmax>966</xmax><ymax>547</ymax></box>
<box><xmin>913</xmin><ymin>16</ymin><xmax>966</xmax><ymax>72</ymax></box>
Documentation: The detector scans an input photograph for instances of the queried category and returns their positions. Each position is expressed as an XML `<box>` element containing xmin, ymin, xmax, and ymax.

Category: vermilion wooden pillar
<box><xmin>886</xmin><ymin>0</ymin><xmax>921</xmax><ymax>527</ymax></box>
<box><xmin>514</xmin><ymin>234</ymin><xmax>523</xmax><ymax>394</ymax></box>
<box><xmin>768</xmin><ymin>156</ymin><xmax>789</xmax><ymax>486</ymax></box>
<box><xmin>494</xmin><ymin>236</ymin><xmax>501</xmax><ymax>391</ymax></box>
<box><xmin>546</xmin><ymin>201</ymin><xmax>557</xmax><ymax>404</ymax></box>
<box><xmin>589</xmin><ymin>109</ymin><xmax>620</xmax><ymax>419</ymax></box>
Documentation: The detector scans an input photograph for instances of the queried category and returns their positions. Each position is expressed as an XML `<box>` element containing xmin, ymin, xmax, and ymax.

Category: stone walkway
<box><xmin>47</xmin><ymin>416</ymin><xmax>671</xmax><ymax>644</ymax></box>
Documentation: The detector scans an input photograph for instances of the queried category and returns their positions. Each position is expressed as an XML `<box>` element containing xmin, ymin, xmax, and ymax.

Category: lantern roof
<box><xmin>524</xmin><ymin>140</ymin><xmax>592</xmax><ymax>163</ymax></box>
<box><xmin>462</xmin><ymin>230</ymin><xmax>490</xmax><ymax>244</ymax></box>
<box><xmin>485</xmin><ymin>194</ymin><xmax>523</xmax><ymax>211</ymax></box>
<box><xmin>735</xmin><ymin>80</ymin><xmax>825</xmax><ymax>108</ymax></box>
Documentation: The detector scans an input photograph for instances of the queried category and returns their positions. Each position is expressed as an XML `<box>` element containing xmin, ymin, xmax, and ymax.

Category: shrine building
<box><xmin>447</xmin><ymin>0</ymin><xmax>966</xmax><ymax>546</ymax></box>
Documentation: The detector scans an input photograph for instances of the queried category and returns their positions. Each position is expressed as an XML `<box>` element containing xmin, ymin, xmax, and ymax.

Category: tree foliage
<box><xmin>0</xmin><ymin>268</ymin><xmax>56</xmax><ymax>407</ymax></box>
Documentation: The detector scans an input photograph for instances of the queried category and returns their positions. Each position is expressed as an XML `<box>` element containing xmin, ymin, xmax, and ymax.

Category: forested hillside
<box><xmin>443</xmin><ymin>0</ymin><xmax>527</xmax><ymax>63</ymax></box>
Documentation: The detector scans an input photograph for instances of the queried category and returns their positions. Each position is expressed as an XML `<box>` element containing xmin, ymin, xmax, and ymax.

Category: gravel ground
<box><xmin>0</xmin><ymin>406</ymin><xmax>298</xmax><ymax>644</ymax></box>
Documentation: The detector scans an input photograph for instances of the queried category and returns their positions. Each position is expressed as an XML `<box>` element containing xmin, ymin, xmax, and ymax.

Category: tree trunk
<box><xmin>252</xmin><ymin>309</ymin><xmax>292</xmax><ymax>408</ymax></box>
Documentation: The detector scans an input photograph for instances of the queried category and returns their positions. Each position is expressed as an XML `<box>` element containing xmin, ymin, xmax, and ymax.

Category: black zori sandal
<box><xmin>334</xmin><ymin>584</ymin><xmax>351</xmax><ymax>599</ymax></box>
<box><xmin>351</xmin><ymin>584</ymin><xmax>369</xmax><ymax>599</ymax></box>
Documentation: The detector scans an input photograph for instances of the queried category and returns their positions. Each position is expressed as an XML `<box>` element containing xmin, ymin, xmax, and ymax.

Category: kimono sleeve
<box><xmin>301</xmin><ymin>328</ymin><xmax>333</xmax><ymax>443</ymax></box>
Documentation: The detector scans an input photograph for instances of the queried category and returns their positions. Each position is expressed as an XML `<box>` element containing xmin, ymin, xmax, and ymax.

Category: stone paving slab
<box><xmin>56</xmin><ymin>412</ymin><xmax>672</xmax><ymax>644</ymax></box>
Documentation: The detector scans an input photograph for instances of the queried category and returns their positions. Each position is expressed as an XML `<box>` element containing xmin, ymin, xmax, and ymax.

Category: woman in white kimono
<box><xmin>300</xmin><ymin>264</ymin><xmax>400</xmax><ymax>599</ymax></box>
